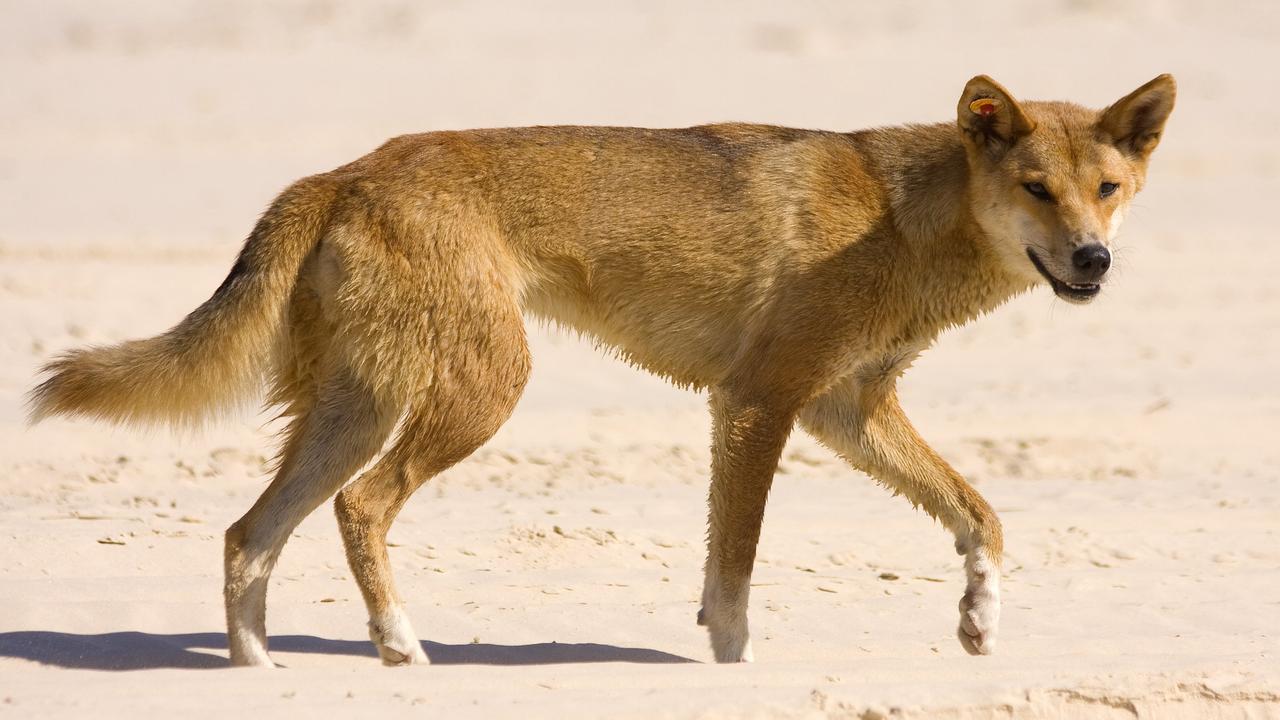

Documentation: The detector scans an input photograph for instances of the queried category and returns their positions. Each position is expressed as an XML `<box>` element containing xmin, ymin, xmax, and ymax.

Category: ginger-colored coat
<box><xmin>29</xmin><ymin>74</ymin><xmax>1175</xmax><ymax>665</ymax></box>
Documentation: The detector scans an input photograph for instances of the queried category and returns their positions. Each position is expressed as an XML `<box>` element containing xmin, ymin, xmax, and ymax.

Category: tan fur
<box><xmin>27</xmin><ymin>75</ymin><xmax>1175</xmax><ymax>665</ymax></box>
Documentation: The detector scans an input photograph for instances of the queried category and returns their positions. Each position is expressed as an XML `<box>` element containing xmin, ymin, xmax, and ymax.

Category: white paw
<box><xmin>368</xmin><ymin>610</ymin><xmax>429</xmax><ymax>666</ymax></box>
<box><xmin>227</xmin><ymin>626</ymin><xmax>275</xmax><ymax>668</ymax></box>
<box><xmin>957</xmin><ymin>550</ymin><xmax>1001</xmax><ymax>655</ymax></box>
<box><xmin>700</xmin><ymin>567</ymin><xmax>755</xmax><ymax>663</ymax></box>
<box><xmin>709</xmin><ymin>629</ymin><xmax>753</xmax><ymax>663</ymax></box>
<box><xmin>957</xmin><ymin>586</ymin><xmax>1000</xmax><ymax>654</ymax></box>
<box><xmin>701</xmin><ymin>609</ymin><xmax>753</xmax><ymax>663</ymax></box>
<box><xmin>228</xmin><ymin>643</ymin><xmax>275</xmax><ymax>668</ymax></box>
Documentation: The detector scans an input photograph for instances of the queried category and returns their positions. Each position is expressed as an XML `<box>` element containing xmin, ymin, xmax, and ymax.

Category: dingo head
<box><xmin>958</xmin><ymin>74</ymin><xmax>1176</xmax><ymax>304</ymax></box>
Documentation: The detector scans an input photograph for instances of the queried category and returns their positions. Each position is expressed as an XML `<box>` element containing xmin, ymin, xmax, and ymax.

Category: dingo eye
<box><xmin>1023</xmin><ymin>182</ymin><xmax>1053</xmax><ymax>202</ymax></box>
<box><xmin>1099</xmin><ymin>182</ymin><xmax>1119</xmax><ymax>198</ymax></box>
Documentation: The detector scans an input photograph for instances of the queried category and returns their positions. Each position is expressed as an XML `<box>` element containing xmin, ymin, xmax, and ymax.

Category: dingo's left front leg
<box><xmin>799</xmin><ymin>375</ymin><xmax>1003</xmax><ymax>655</ymax></box>
<box><xmin>698</xmin><ymin>390</ymin><xmax>794</xmax><ymax>663</ymax></box>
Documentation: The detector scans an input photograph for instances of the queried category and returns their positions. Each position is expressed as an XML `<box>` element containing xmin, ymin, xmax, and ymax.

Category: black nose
<box><xmin>1072</xmin><ymin>244</ymin><xmax>1111</xmax><ymax>280</ymax></box>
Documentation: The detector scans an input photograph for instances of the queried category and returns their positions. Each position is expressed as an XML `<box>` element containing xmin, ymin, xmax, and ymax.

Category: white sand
<box><xmin>1</xmin><ymin>2</ymin><xmax>1278</xmax><ymax>717</ymax></box>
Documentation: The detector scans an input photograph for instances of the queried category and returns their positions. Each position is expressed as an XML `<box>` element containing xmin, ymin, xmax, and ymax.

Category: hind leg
<box><xmin>334</xmin><ymin>296</ymin><xmax>531</xmax><ymax>666</ymax></box>
<box><xmin>334</xmin><ymin>453</ymin><xmax>431</xmax><ymax>666</ymax></box>
<box><xmin>224</xmin><ymin>367</ymin><xmax>398</xmax><ymax>666</ymax></box>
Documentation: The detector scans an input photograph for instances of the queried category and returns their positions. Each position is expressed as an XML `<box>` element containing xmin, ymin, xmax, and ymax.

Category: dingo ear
<box><xmin>1098</xmin><ymin>74</ymin><xmax>1176</xmax><ymax>158</ymax></box>
<box><xmin>957</xmin><ymin>75</ymin><xmax>1036</xmax><ymax>155</ymax></box>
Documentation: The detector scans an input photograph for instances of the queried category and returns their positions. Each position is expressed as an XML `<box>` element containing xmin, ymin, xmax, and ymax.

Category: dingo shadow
<box><xmin>0</xmin><ymin>631</ymin><xmax>698</xmax><ymax>670</ymax></box>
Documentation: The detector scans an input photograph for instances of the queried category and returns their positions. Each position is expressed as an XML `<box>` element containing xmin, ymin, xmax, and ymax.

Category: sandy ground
<box><xmin>2</xmin><ymin>1</ymin><xmax>1279</xmax><ymax>717</ymax></box>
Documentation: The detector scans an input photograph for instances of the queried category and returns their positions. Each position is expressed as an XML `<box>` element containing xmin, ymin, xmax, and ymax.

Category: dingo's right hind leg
<box><xmin>224</xmin><ymin>363</ymin><xmax>399</xmax><ymax>667</ymax></box>
<box><xmin>333</xmin><ymin>275</ymin><xmax>532</xmax><ymax>666</ymax></box>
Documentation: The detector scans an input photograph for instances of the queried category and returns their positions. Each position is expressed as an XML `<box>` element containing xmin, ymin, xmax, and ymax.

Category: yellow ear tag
<box><xmin>969</xmin><ymin>98</ymin><xmax>1000</xmax><ymax>117</ymax></box>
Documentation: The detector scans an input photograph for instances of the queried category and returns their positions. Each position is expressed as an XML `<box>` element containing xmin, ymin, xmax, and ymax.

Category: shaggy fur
<box><xmin>28</xmin><ymin>75</ymin><xmax>1175</xmax><ymax>666</ymax></box>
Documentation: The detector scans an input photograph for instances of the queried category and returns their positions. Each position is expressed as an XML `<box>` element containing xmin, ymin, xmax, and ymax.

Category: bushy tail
<box><xmin>27</xmin><ymin>177</ymin><xmax>338</xmax><ymax>429</ymax></box>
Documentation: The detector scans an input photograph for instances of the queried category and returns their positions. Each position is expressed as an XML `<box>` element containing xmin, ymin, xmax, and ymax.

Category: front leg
<box><xmin>698</xmin><ymin>389</ymin><xmax>794</xmax><ymax>663</ymax></box>
<box><xmin>798</xmin><ymin>376</ymin><xmax>1003</xmax><ymax>655</ymax></box>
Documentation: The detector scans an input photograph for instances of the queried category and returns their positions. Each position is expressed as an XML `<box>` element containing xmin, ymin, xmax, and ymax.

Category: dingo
<box><xmin>29</xmin><ymin>75</ymin><xmax>1176</xmax><ymax>666</ymax></box>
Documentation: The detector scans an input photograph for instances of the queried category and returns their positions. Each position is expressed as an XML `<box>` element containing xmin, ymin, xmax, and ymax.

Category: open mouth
<box><xmin>1025</xmin><ymin>248</ymin><xmax>1100</xmax><ymax>303</ymax></box>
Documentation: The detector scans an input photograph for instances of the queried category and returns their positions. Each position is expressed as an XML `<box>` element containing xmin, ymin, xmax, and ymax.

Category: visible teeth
<box><xmin>1067</xmin><ymin>283</ymin><xmax>1094</xmax><ymax>290</ymax></box>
